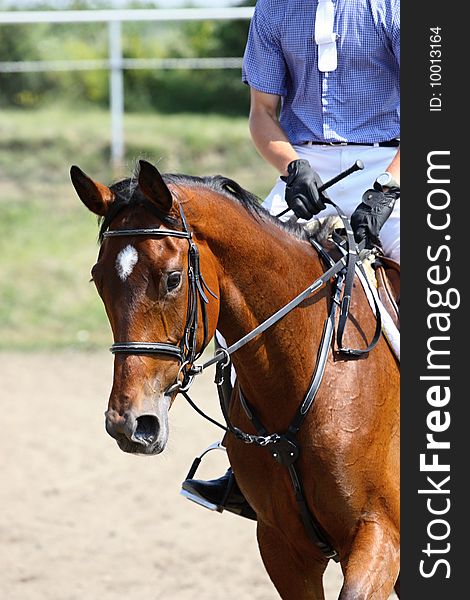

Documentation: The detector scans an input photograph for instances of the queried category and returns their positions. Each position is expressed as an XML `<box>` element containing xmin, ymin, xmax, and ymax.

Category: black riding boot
<box><xmin>181</xmin><ymin>341</ymin><xmax>256</xmax><ymax>521</ymax></box>
<box><xmin>181</xmin><ymin>468</ymin><xmax>256</xmax><ymax>521</ymax></box>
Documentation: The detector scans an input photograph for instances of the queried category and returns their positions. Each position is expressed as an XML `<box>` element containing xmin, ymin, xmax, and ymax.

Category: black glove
<box><xmin>280</xmin><ymin>159</ymin><xmax>329</xmax><ymax>219</ymax></box>
<box><xmin>351</xmin><ymin>187</ymin><xmax>399</xmax><ymax>250</ymax></box>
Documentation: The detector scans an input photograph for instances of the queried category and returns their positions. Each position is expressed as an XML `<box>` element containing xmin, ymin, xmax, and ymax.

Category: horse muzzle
<box><xmin>105</xmin><ymin>397</ymin><xmax>170</xmax><ymax>455</ymax></box>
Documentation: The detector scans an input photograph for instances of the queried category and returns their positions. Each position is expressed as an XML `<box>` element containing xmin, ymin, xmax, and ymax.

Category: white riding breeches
<box><xmin>262</xmin><ymin>144</ymin><xmax>400</xmax><ymax>264</ymax></box>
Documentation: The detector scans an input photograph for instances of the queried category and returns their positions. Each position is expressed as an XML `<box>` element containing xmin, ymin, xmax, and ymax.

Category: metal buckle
<box><xmin>214</xmin><ymin>347</ymin><xmax>231</xmax><ymax>368</ymax></box>
<box><xmin>325</xmin><ymin>548</ymin><xmax>340</xmax><ymax>562</ymax></box>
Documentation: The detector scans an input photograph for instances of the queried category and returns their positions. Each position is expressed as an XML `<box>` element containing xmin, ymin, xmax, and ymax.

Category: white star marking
<box><xmin>116</xmin><ymin>245</ymin><xmax>138</xmax><ymax>281</ymax></box>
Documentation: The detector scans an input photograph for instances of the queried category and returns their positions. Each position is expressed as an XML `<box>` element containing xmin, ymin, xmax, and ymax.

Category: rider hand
<box><xmin>281</xmin><ymin>159</ymin><xmax>329</xmax><ymax>220</ymax></box>
<box><xmin>351</xmin><ymin>186</ymin><xmax>400</xmax><ymax>250</ymax></box>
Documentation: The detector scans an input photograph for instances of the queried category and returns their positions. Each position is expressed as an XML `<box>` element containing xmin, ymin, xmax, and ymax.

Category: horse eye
<box><xmin>166</xmin><ymin>272</ymin><xmax>182</xmax><ymax>292</ymax></box>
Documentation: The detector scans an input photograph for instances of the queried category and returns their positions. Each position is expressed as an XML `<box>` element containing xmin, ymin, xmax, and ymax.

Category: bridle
<box><xmin>102</xmin><ymin>203</ymin><xmax>217</xmax><ymax>392</ymax></box>
<box><xmin>100</xmin><ymin>192</ymin><xmax>383</xmax><ymax>563</ymax></box>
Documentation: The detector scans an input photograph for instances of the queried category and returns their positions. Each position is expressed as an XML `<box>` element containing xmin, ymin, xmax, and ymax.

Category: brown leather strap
<box><xmin>379</xmin><ymin>256</ymin><xmax>400</xmax><ymax>301</ymax></box>
<box><xmin>375</xmin><ymin>258</ymin><xmax>400</xmax><ymax>330</ymax></box>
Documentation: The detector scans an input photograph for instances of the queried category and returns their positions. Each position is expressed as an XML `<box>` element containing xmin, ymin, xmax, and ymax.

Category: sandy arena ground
<box><xmin>1</xmin><ymin>352</ymin><xmax>397</xmax><ymax>600</ymax></box>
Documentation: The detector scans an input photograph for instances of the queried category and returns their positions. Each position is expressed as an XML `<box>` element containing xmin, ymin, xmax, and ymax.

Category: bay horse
<box><xmin>70</xmin><ymin>159</ymin><xmax>400</xmax><ymax>600</ymax></box>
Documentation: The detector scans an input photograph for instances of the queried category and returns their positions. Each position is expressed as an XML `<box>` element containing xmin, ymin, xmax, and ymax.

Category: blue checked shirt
<box><xmin>242</xmin><ymin>0</ymin><xmax>400</xmax><ymax>145</ymax></box>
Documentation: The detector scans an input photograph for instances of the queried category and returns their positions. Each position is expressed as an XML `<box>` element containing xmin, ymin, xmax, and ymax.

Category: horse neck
<box><xmin>187</xmin><ymin>190</ymin><xmax>328</xmax><ymax>425</ymax></box>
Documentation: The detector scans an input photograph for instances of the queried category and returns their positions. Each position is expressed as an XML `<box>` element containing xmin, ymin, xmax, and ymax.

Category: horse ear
<box><xmin>138</xmin><ymin>160</ymin><xmax>173</xmax><ymax>212</ymax></box>
<box><xmin>70</xmin><ymin>165</ymin><xmax>115</xmax><ymax>216</ymax></box>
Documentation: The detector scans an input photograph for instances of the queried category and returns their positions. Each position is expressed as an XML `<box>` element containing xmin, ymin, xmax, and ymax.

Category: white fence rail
<box><xmin>0</xmin><ymin>8</ymin><xmax>254</xmax><ymax>172</ymax></box>
<box><xmin>0</xmin><ymin>8</ymin><xmax>254</xmax><ymax>24</ymax></box>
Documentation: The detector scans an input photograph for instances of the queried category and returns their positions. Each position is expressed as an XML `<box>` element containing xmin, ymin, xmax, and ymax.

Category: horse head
<box><xmin>70</xmin><ymin>160</ymin><xmax>220</xmax><ymax>455</ymax></box>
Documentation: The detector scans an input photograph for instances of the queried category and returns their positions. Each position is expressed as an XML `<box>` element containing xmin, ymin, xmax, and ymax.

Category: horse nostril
<box><xmin>132</xmin><ymin>414</ymin><xmax>160</xmax><ymax>446</ymax></box>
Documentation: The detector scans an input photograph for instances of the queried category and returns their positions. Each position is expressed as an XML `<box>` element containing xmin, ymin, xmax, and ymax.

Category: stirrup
<box><xmin>180</xmin><ymin>441</ymin><xmax>227</xmax><ymax>512</ymax></box>
<box><xmin>180</xmin><ymin>489</ymin><xmax>223</xmax><ymax>512</ymax></box>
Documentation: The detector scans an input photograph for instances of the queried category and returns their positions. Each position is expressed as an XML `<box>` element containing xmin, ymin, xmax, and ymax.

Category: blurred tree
<box><xmin>0</xmin><ymin>22</ymin><xmax>51</xmax><ymax>107</ymax></box>
<box><xmin>0</xmin><ymin>0</ymin><xmax>255</xmax><ymax>114</ymax></box>
<box><xmin>126</xmin><ymin>0</ymin><xmax>254</xmax><ymax>114</ymax></box>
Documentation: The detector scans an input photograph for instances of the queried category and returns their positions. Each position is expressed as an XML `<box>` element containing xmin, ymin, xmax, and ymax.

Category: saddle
<box><xmin>303</xmin><ymin>216</ymin><xmax>400</xmax><ymax>332</ymax></box>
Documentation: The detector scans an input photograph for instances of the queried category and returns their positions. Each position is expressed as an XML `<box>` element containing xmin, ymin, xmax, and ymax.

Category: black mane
<box><xmin>98</xmin><ymin>170</ymin><xmax>309</xmax><ymax>243</ymax></box>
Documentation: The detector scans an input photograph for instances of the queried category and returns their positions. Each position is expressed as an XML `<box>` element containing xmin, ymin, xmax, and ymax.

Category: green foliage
<box><xmin>0</xmin><ymin>22</ymin><xmax>50</xmax><ymax>107</ymax></box>
<box><xmin>0</xmin><ymin>1</ymin><xmax>255</xmax><ymax>114</ymax></box>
